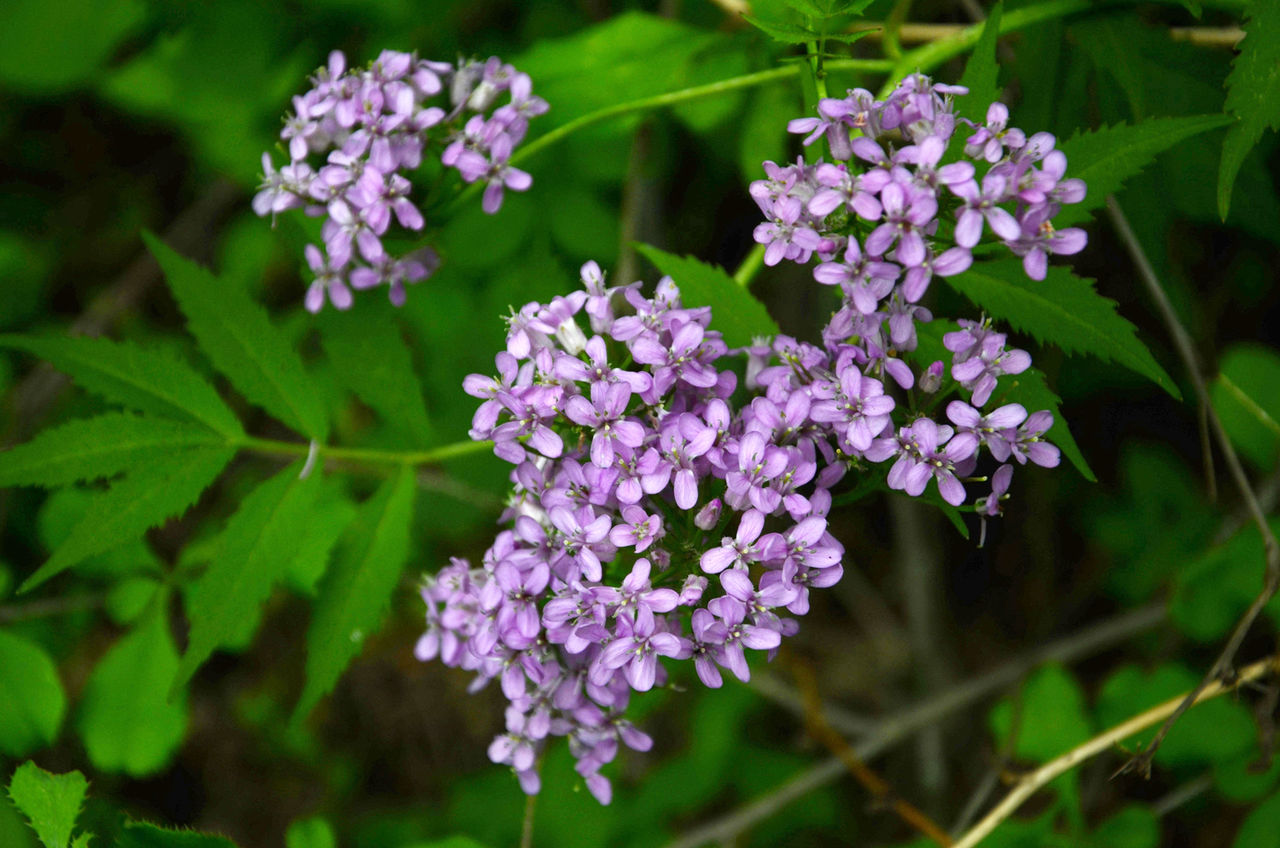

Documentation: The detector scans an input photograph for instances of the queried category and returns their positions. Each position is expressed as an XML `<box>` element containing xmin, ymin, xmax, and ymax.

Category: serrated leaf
<box><xmin>295</xmin><ymin>467</ymin><xmax>415</xmax><ymax>721</ymax></box>
<box><xmin>1211</xmin><ymin>343</ymin><xmax>1280</xmax><ymax>470</ymax></box>
<box><xmin>955</xmin><ymin>1</ymin><xmax>1003</xmax><ymax>122</ymax></box>
<box><xmin>286</xmin><ymin>491</ymin><xmax>359</xmax><ymax>595</ymax></box>
<box><xmin>173</xmin><ymin>463</ymin><xmax>320</xmax><ymax>694</ymax></box>
<box><xmin>0</xmin><ymin>633</ymin><xmax>66</xmax><ymax>757</ymax></box>
<box><xmin>634</xmin><ymin>244</ymin><xmax>779</xmax><ymax>348</ymax></box>
<box><xmin>780</xmin><ymin>0</ymin><xmax>825</xmax><ymax>16</ymax></box>
<box><xmin>946</xmin><ymin>260</ymin><xmax>1180</xmax><ymax>398</ymax></box>
<box><xmin>117</xmin><ymin>821</ymin><xmax>239</xmax><ymax>848</ymax></box>
<box><xmin>20</xmin><ymin>447</ymin><xmax>233</xmax><ymax>593</ymax></box>
<box><xmin>145</xmin><ymin>233</ymin><xmax>328</xmax><ymax>440</ymax></box>
<box><xmin>0</xmin><ymin>336</ymin><xmax>241</xmax><ymax>439</ymax></box>
<box><xmin>741</xmin><ymin>14</ymin><xmax>873</xmax><ymax>44</ymax></box>
<box><xmin>1055</xmin><ymin>115</ymin><xmax>1234</xmax><ymax>226</ymax></box>
<box><xmin>6</xmin><ymin>762</ymin><xmax>87</xmax><ymax>848</ymax></box>
<box><xmin>0</xmin><ymin>413</ymin><xmax>225</xmax><ymax>490</ymax></box>
<box><xmin>1000</xmin><ymin>366</ymin><xmax>1094</xmax><ymax>482</ymax></box>
<box><xmin>77</xmin><ymin>603</ymin><xmax>187</xmax><ymax>777</ymax></box>
<box><xmin>318</xmin><ymin>302</ymin><xmax>431</xmax><ymax>443</ymax></box>
<box><xmin>70</xmin><ymin>835</ymin><xmax>90</xmax><ymax>848</ymax></box>
<box><xmin>1219</xmin><ymin>0</ymin><xmax>1280</xmax><ymax>219</ymax></box>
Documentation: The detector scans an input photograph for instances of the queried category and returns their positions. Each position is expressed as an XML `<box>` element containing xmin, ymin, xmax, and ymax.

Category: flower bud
<box><xmin>920</xmin><ymin>360</ymin><xmax>944</xmax><ymax>393</ymax></box>
<box><xmin>694</xmin><ymin>498</ymin><xmax>723</xmax><ymax>530</ymax></box>
<box><xmin>679</xmin><ymin>575</ymin><xmax>708</xmax><ymax>606</ymax></box>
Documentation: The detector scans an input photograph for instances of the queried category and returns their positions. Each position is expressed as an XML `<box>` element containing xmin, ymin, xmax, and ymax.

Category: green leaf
<box><xmin>285</xmin><ymin>490</ymin><xmax>359</xmax><ymax>595</ymax></box>
<box><xmin>20</xmin><ymin>447</ymin><xmax>234</xmax><ymax>593</ymax></box>
<box><xmin>1090</xmin><ymin>806</ymin><xmax>1159</xmax><ymax>848</ymax></box>
<box><xmin>634</xmin><ymin>244</ymin><xmax>780</xmax><ymax>348</ymax></box>
<box><xmin>1001</xmin><ymin>366</ymin><xmax>1094</xmax><ymax>482</ymax></box>
<box><xmin>1215</xmin><ymin>752</ymin><xmax>1280</xmax><ymax>803</ymax></box>
<box><xmin>0</xmin><ymin>413</ymin><xmax>226</xmax><ymax>490</ymax></box>
<box><xmin>284</xmin><ymin>818</ymin><xmax>334</xmax><ymax>848</ymax></box>
<box><xmin>738</xmin><ymin>83</ymin><xmax>796</xmax><ymax>180</ymax></box>
<box><xmin>0</xmin><ymin>336</ymin><xmax>241</xmax><ymax>439</ymax></box>
<box><xmin>1234</xmin><ymin>789</ymin><xmax>1280</xmax><ymax>848</ymax></box>
<box><xmin>5</xmin><ymin>762</ymin><xmax>87</xmax><ymax>848</ymax></box>
<box><xmin>318</xmin><ymin>302</ymin><xmax>432</xmax><ymax>443</ymax></box>
<box><xmin>1219</xmin><ymin>0</ymin><xmax>1280</xmax><ymax>219</ymax></box>
<box><xmin>1055</xmin><ymin>115</ymin><xmax>1234</xmax><ymax>226</ymax></box>
<box><xmin>946</xmin><ymin>260</ymin><xmax>1180</xmax><ymax>398</ymax></box>
<box><xmin>1211</xmin><ymin>344</ymin><xmax>1280</xmax><ymax>470</ymax></box>
<box><xmin>1096</xmin><ymin>663</ymin><xmax>1255</xmax><ymax>767</ymax></box>
<box><xmin>742</xmin><ymin>14</ymin><xmax>874</xmax><ymax>44</ymax></box>
<box><xmin>104</xmin><ymin>576</ymin><xmax>161</xmax><ymax>626</ymax></box>
<box><xmin>0</xmin><ymin>0</ymin><xmax>144</xmax><ymax>93</ymax></box>
<box><xmin>77</xmin><ymin>603</ymin><xmax>188</xmax><ymax>777</ymax></box>
<box><xmin>145</xmin><ymin>233</ymin><xmax>329</xmax><ymax>440</ymax></box>
<box><xmin>117</xmin><ymin>821</ymin><xmax>239</xmax><ymax>848</ymax></box>
<box><xmin>173</xmin><ymin>463</ymin><xmax>320</xmax><ymax>693</ymax></box>
<box><xmin>1171</xmin><ymin>517</ymin><xmax>1280</xmax><ymax>642</ymax></box>
<box><xmin>0</xmin><ymin>633</ymin><xmax>66</xmax><ymax>757</ymax></box>
<box><xmin>955</xmin><ymin>1</ymin><xmax>1004</xmax><ymax>122</ymax></box>
<box><xmin>989</xmin><ymin>663</ymin><xmax>1094</xmax><ymax>762</ymax></box>
<box><xmin>295</xmin><ymin>467</ymin><xmax>415</xmax><ymax>721</ymax></box>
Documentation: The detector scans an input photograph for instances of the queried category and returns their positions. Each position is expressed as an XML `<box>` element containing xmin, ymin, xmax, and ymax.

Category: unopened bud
<box><xmin>679</xmin><ymin>575</ymin><xmax>708</xmax><ymax>606</ymax></box>
<box><xmin>694</xmin><ymin>498</ymin><xmax>723</xmax><ymax>530</ymax></box>
<box><xmin>920</xmin><ymin>360</ymin><xmax>944</xmax><ymax>393</ymax></box>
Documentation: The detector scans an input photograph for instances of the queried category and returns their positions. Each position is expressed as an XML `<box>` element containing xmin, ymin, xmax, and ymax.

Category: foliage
<box><xmin>0</xmin><ymin>1</ymin><xmax>1277</xmax><ymax>847</ymax></box>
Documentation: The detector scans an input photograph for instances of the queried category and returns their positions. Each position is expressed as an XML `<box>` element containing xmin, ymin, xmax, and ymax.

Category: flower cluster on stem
<box><xmin>254</xmin><ymin>50</ymin><xmax>546</xmax><ymax>311</ymax></box>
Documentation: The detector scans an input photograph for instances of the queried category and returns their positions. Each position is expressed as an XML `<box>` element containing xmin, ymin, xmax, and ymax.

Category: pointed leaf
<box><xmin>145</xmin><ymin>233</ymin><xmax>328</xmax><ymax>440</ymax></box>
<box><xmin>946</xmin><ymin>259</ymin><xmax>1180</xmax><ymax>398</ymax></box>
<box><xmin>0</xmin><ymin>335</ymin><xmax>241</xmax><ymax>439</ymax></box>
<box><xmin>635</xmin><ymin>244</ymin><xmax>779</xmax><ymax>348</ymax></box>
<box><xmin>318</xmin><ymin>303</ymin><xmax>431</xmax><ymax>443</ymax></box>
<box><xmin>295</xmin><ymin>466</ymin><xmax>415</xmax><ymax>721</ymax></box>
<box><xmin>173</xmin><ymin>463</ymin><xmax>319</xmax><ymax>693</ymax></box>
<box><xmin>955</xmin><ymin>1</ymin><xmax>1003</xmax><ymax>122</ymax></box>
<box><xmin>1219</xmin><ymin>0</ymin><xmax>1280</xmax><ymax>219</ymax></box>
<box><xmin>117</xmin><ymin>822</ymin><xmax>239</xmax><ymax>848</ymax></box>
<box><xmin>6</xmin><ymin>762</ymin><xmax>87</xmax><ymax>848</ymax></box>
<box><xmin>741</xmin><ymin>14</ymin><xmax>873</xmax><ymax>44</ymax></box>
<box><xmin>77</xmin><ymin>602</ymin><xmax>188</xmax><ymax>777</ymax></box>
<box><xmin>0</xmin><ymin>413</ymin><xmax>225</xmax><ymax>490</ymax></box>
<box><xmin>20</xmin><ymin>447</ymin><xmax>234</xmax><ymax>593</ymax></box>
<box><xmin>0</xmin><ymin>633</ymin><xmax>66</xmax><ymax>757</ymax></box>
<box><xmin>1055</xmin><ymin>115</ymin><xmax>1234</xmax><ymax>226</ymax></box>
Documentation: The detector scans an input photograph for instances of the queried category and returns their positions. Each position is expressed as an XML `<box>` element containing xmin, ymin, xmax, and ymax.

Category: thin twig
<box><xmin>1107</xmin><ymin>196</ymin><xmax>1280</xmax><ymax>776</ymax></box>
<box><xmin>792</xmin><ymin>655</ymin><xmax>954</xmax><ymax>845</ymax></box>
<box><xmin>1151</xmin><ymin>773</ymin><xmax>1214</xmax><ymax>818</ymax></box>
<box><xmin>0</xmin><ymin>592</ymin><xmax>105</xmax><ymax>624</ymax></box>
<box><xmin>662</xmin><ymin>603</ymin><xmax>1164</xmax><ymax>848</ymax></box>
<box><xmin>952</xmin><ymin>653</ymin><xmax>1280</xmax><ymax>848</ymax></box>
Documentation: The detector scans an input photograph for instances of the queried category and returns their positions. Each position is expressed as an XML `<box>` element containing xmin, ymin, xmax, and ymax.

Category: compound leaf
<box><xmin>0</xmin><ymin>413</ymin><xmax>225</xmax><ymax>490</ymax></box>
<box><xmin>146</xmin><ymin>233</ymin><xmax>328</xmax><ymax>440</ymax></box>
<box><xmin>0</xmin><ymin>335</ymin><xmax>241</xmax><ymax>439</ymax></box>
<box><xmin>295</xmin><ymin>466</ymin><xmax>415</xmax><ymax>721</ymax></box>
<box><xmin>635</xmin><ymin>244</ymin><xmax>779</xmax><ymax>348</ymax></box>
<box><xmin>1219</xmin><ymin>0</ymin><xmax>1280</xmax><ymax>219</ymax></box>
<box><xmin>946</xmin><ymin>259</ymin><xmax>1179</xmax><ymax>398</ymax></box>
<box><xmin>173</xmin><ymin>462</ymin><xmax>320</xmax><ymax>694</ymax></box>
<box><xmin>20</xmin><ymin>447</ymin><xmax>234</xmax><ymax>593</ymax></box>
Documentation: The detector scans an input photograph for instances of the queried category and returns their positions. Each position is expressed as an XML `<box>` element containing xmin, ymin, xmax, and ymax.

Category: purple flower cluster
<box><xmin>254</xmin><ymin>50</ymin><xmax>547</xmax><ymax>312</ymax></box>
<box><xmin>753</xmin><ymin>73</ymin><xmax>1086</xmax><ymax>288</ymax></box>
<box><xmin>417</xmin><ymin>254</ymin><xmax>1061</xmax><ymax>802</ymax></box>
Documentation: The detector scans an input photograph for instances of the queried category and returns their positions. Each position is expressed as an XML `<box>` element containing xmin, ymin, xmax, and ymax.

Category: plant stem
<box><xmin>237</xmin><ymin>435</ymin><xmax>492</xmax><ymax>467</ymax></box>
<box><xmin>733</xmin><ymin>243</ymin><xmax>766</xmax><ymax>288</ymax></box>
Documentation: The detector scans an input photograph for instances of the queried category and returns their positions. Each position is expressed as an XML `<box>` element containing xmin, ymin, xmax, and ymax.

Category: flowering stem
<box><xmin>237</xmin><ymin>435</ymin><xmax>492</xmax><ymax>467</ymax></box>
<box><xmin>733</xmin><ymin>243</ymin><xmax>766</xmax><ymax>288</ymax></box>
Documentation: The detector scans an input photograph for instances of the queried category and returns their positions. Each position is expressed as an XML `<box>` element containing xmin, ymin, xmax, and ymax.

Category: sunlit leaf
<box><xmin>5</xmin><ymin>762</ymin><xmax>86</xmax><ymax>848</ymax></box>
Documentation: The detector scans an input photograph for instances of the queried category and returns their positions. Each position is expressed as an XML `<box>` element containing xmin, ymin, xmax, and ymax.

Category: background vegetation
<box><xmin>1</xmin><ymin>0</ymin><xmax>1278</xmax><ymax>846</ymax></box>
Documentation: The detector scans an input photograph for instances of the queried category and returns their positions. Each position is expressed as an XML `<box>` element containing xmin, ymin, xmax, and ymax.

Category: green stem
<box><xmin>237</xmin><ymin>435</ymin><xmax>492</xmax><ymax>467</ymax></box>
<box><xmin>883</xmin><ymin>0</ymin><xmax>915</xmax><ymax>60</ymax></box>
<box><xmin>733</xmin><ymin>243</ymin><xmax>766</xmax><ymax>288</ymax></box>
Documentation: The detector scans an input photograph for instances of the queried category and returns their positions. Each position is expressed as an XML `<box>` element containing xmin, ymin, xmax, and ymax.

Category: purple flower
<box><xmin>1006</xmin><ymin>203</ymin><xmax>1088</xmax><ymax>280</ymax></box>
<box><xmin>885</xmin><ymin>418</ymin><xmax>977</xmax><ymax>506</ymax></box>
<box><xmin>592</xmin><ymin>613</ymin><xmax>686</xmax><ymax>692</ymax></box>
<box><xmin>865</xmin><ymin>182</ymin><xmax>937</xmax><ymax>267</ymax></box>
